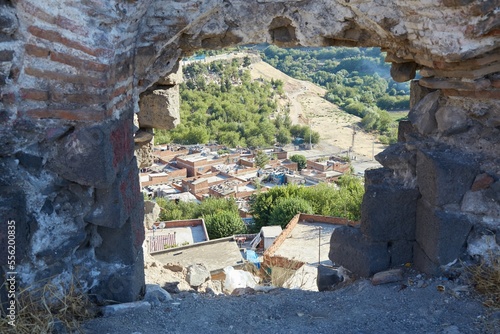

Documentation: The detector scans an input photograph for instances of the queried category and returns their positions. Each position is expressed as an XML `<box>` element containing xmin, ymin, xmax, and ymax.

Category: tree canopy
<box><xmin>250</xmin><ymin>175</ymin><xmax>364</xmax><ymax>231</ymax></box>
<box><xmin>290</xmin><ymin>154</ymin><xmax>307</xmax><ymax>171</ymax></box>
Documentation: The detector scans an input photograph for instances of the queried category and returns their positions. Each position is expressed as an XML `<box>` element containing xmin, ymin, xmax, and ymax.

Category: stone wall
<box><xmin>0</xmin><ymin>0</ymin><xmax>498</xmax><ymax>304</ymax></box>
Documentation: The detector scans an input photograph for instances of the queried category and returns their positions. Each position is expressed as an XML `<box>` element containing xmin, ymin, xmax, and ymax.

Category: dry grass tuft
<box><xmin>0</xmin><ymin>278</ymin><xmax>97</xmax><ymax>334</ymax></box>
<box><xmin>467</xmin><ymin>256</ymin><xmax>500</xmax><ymax>309</ymax></box>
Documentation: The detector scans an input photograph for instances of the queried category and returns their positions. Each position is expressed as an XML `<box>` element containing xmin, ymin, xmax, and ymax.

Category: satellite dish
<box><xmin>159</xmin><ymin>222</ymin><xmax>166</xmax><ymax>229</ymax></box>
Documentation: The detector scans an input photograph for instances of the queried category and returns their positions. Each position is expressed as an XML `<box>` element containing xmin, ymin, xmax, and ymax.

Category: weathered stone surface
<box><xmin>95</xmin><ymin>217</ymin><xmax>140</xmax><ymax>265</ymax></box>
<box><xmin>329</xmin><ymin>226</ymin><xmax>390</xmax><ymax>277</ymax></box>
<box><xmin>47</xmin><ymin>117</ymin><xmax>134</xmax><ymax>188</ymax></box>
<box><xmin>47</xmin><ymin>125</ymin><xmax>116</xmax><ymax>188</ymax></box>
<box><xmin>390</xmin><ymin>62</ymin><xmax>417</xmax><ymax>82</ymax></box>
<box><xmin>163</xmin><ymin>262</ymin><xmax>185</xmax><ymax>273</ymax></box>
<box><xmin>461</xmin><ymin>190</ymin><xmax>500</xmax><ymax>217</ymax></box>
<box><xmin>388</xmin><ymin>240</ymin><xmax>414</xmax><ymax>266</ymax></box>
<box><xmin>135</xmin><ymin>141</ymin><xmax>154</xmax><ymax>169</ymax></box>
<box><xmin>317</xmin><ymin>265</ymin><xmax>344</xmax><ymax>291</ymax></box>
<box><xmin>415</xmin><ymin>200</ymin><xmax>473</xmax><ymax>266</ymax></box>
<box><xmin>361</xmin><ymin>181</ymin><xmax>420</xmax><ymax>242</ymax></box>
<box><xmin>0</xmin><ymin>187</ymin><xmax>30</xmax><ymax>266</ymax></box>
<box><xmin>413</xmin><ymin>242</ymin><xmax>440</xmax><ymax>276</ymax></box>
<box><xmin>91</xmin><ymin>249</ymin><xmax>145</xmax><ymax>304</ymax></box>
<box><xmin>408</xmin><ymin>91</ymin><xmax>440</xmax><ymax>135</ymax></box>
<box><xmin>134</xmin><ymin>129</ymin><xmax>154</xmax><ymax>143</ymax></box>
<box><xmin>435</xmin><ymin>106</ymin><xmax>469</xmax><ymax>135</ymax></box>
<box><xmin>471</xmin><ymin>173</ymin><xmax>494</xmax><ymax>191</ymax></box>
<box><xmin>375</xmin><ymin>143</ymin><xmax>416</xmax><ymax>174</ymax></box>
<box><xmin>416</xmin><ymin>149</ymin><xmax>479</xmax><ymax>207</ymax></box>
<box><xmin>371</xmin><ymin>269</ymin><xmax>403</xmax><ymax>285</ymax></box>
<box><xmin>186</xmin><ymin>264</ymin><xmax>210</xmax><ymax>287</ymax></box>
<box><xmin>363</xmin><ymin>168</ymin><xmax>394</xmax><ymax>187</ymax></box>
<box><xmin>138</xmin><ymin>86</ymin><xmax>180</xmax><ymax>129</ymax></box>
<box><xmin>86</xmin><ymin>158</ymin><xmax>142</xmax><ymax>228</ymax></box>
<box><xmin>410</xmin><ymin>80</ymin><xmax>434</xmax><ymax>109</ymax></box>
<box><xmin>157</xmin><ymin>61</ymin><xmax>183</xmax><ymax>86</ymax></box>
<box><xmin>397</xmin><ymin>120</ymin><xmax>415</xmax><ymax>142</ymax></box>
<box><xmin>101</xmin><ymin>301</ymin><xmax>151</xmax><ymax>317</ymax></box>
<box><xmin>419</xmin><ymin>77</ymin><xmax>491</xmax><ymax>91</ymax></box>
<box><xmin>144</xmin><ymin>200</ymin><xmax>160</xmax><ymax>229</ymax></box>
<box><xmin>143</xmin><ymin>284</ymin><xmax>172</xmax><ymax>306</ymax></box>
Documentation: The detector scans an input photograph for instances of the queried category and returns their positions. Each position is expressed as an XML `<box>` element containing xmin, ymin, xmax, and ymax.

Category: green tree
<box><xmin>204</xmin><ymin>211</ymin><xmax>247</xmax><ymax>239</ymax></box>
<box><xmin>249</xmin><ymin>184</ymin><xmax>303</xmax><ymax>230</ymax></box>
<box><xmin>276</xmin><ymin>128</ymin><xmax>292</xmax><ymax>145</ymax></box>
<box><xmin>290</xmin><ymin>154</ymin><xmax>307</xmax><ymax>171</ymax></box>
<box><xmin>269</xmin><ymin>197</ymin><xmax>313</xmax><ymax>228</ymax></box>
<box><xmin>243</xmin><ymin>56</ymin><xmax>251</xmax><ymax>67</ymax></box>
<box><xmin>254</xmin><ymin>150</ymin><xmax>270</xmax><ymax>168</ymax></box>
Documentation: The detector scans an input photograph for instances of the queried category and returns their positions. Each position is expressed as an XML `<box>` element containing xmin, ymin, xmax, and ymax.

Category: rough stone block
<box><xmin>186</xmin><ymin>264</ymin><xmax>210</xmax><ymax>287</ymax></box>
<box><xmin>95</xmin><ymin>216</ymin><xmax>140</xmax><ymax>265</ymax></box>
<box><xmin>388</xmin><ymin>240</ymin><xmax>414</xmax><ymax>266</ymax></box>
<box><xmin>372</xmin><ymin>269</ymin><xmax>403</xmax><ymax>285</ymax></box>
<box><xmin>316</xmin><ymin>265</ymin><xmax>344</xmax><ymax>291</ymax></box>
<box><xmin>471</xmin><ymin>173</ymin><xmax>494</xmax><ymax>191</ymax></box>
<box><xmin>435</xmin><ymin>106</ymin><xmax>468</xmax><ymax>135</ymax></box>
<box><xmin>47</xmin><ymin>124</ymin><xmax>116</xmax><ymax>188</ymax></box>
<box><xmin>397</xmin><ymin>120</ymin><xmax>415</xmax><ymax>142</ymax></box>
<box><xmin>461</xmin><ymin>190</ymin><xmax>500</xmax><ymax>217</ymax></box>
<box><xmin>86</xmin><ymin>157</ymin><xmax>142</xmax><ymax>229</ymax></box>
<box><xmin>390</xmin><ymin>62</ymin><xmax>417</xmax><ymax>82</ymax></box>
<box><xmin>410</xmin><ymin>80</ymin><xmax>434</xmax><ymax>109</ymax></box>
<box><xmin>415</xmin><ymin>200</ymin><xmax>472</xmax><ymax>266</ymax></box>
<box><xmin>375</xmin><ymin>142</ymin><xmax>416</xmax><ymax>174</ymax></box>
<box><xmin>329</xmin><ymin>226</ymin><xmax>390</xmax><ymax>277</ymax></box>
<box><xmin>144</xmin><ymin>284</ymin><xmax>172</xmax><ymax>307</ymax></box>
<box><xmin>101</xmin><ymin>301</ymin><xmax>151</xmax><ymax>317</ymax></box>
<box><xmin>144</xmin><ymin>200</ymin><xmax>160</xmax><ymax>229</ymax></box>
<box><xmin>363</xmin><ymin>168</ymin><xmax>394</xmax><ymax>187</ymax></box>
<box><xmin>47</xmin><ymin>116</ymin><xmax>134</xmax><ymax>189</ymax></box>
<box><xmin>408</xmin><ymin>90</ymin><xmax>440</xmax><ymax>135</ymax></box>
<box><xmin>413</xmin><ymin>242</ymin><xmax>440</xmax><ymax>276</ymax></box>
<box><xmin>157</xmin><ymin>61</ymin><xmax>183</xmax><ymax>85</ymax></box>
<box><xmin>134</xmin><ymin>128</ymin><xmax>154</xmax><ymax>144</ymax></box>
<box><xmin>138</xmin><ymin>86</ymin><xmax>180</xmax><ymax>129</ymax></box>
<box><xmin>416</xmin><ymin>149</ymin><xmax>479</xmax><ymax>207</ymax></box>
<box><xmin>135</xmin><ymin>141</ymin><xmax>154</xmax><ymax>169</ymax></box>
<box><xmin>360</xmin><ymin>183</ymin><xmax>420</xmax><ymax>242</ymax></box>
<box><xmin>92</xmin><ymin>248</ymin><xmax>145</xmax><ymax>304</ymax></box>
<box><xmin>0</xmin><ymin>187</ymin><xmax>30</xmax><ymax>266</ymax></box>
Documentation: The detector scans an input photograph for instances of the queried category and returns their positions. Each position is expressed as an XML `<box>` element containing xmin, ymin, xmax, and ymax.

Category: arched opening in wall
<box><xmin>136</xmin><ymin>45</ymin><xmax>415</xmax><ymax>291</ymax></box>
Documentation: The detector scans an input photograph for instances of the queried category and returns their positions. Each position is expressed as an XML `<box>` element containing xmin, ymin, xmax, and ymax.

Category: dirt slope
<box><xmin>250</xmin><ymin>61</ymin><xmax>386</xmax><ymax>160</ymax></box>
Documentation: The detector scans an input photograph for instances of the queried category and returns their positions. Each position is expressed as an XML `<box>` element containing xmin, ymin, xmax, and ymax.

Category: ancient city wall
<box><xmin>0</xmin><ymin>0</ymin><xmax>498</xmax><ymax>303</ymax></box>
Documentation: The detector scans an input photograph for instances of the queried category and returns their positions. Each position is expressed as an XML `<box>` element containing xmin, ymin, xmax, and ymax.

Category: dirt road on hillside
<box><xmin>250</xmin><ymin>61</ymin><xmax>386</xmax><ymax>161</ymax></box>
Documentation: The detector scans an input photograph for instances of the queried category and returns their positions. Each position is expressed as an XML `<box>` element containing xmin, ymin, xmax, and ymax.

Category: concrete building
<box><xmin>176</xmin><ymin>152</ymin><xmax>240</xmax><ymax>177</ymax></box>
<box><xmin>181</xmin><ymin>172</ymin><xmax>232</xmax><ymax>199</ymax></box>
<box><xmin>150</xmin><ymin>237</ymin><xmax>245</xmax><ymax>280</ymax></box>
<box><xmin>147</xmin><ymin>218</ymin><xmax>209</xmax><ymax>253</ymax></box>
<box><xmin>263</xmin><ymin>214</ymin><xmax>359</xmax><ymax>269</ymax></box>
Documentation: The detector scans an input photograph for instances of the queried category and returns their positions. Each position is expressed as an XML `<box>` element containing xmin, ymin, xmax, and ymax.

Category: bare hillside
<box><xmin>250</xmin><ymin>61</ymin><xmax>386</xmax><ymax>160</ymax></box>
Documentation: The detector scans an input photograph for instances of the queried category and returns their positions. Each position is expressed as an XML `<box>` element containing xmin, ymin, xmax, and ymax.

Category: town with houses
<box><xmin>142</xmin><ymin>143</ymin><xmax>357</xmax><ymax>292</ymax></box>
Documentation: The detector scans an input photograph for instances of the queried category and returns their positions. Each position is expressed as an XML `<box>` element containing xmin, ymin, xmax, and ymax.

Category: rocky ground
<box><xmin>83</xmin><ymin>246</ymin><xmax>499</xmax><ymax>334</ymax></box>
<box><xmin>83</xmin><ymin>267</ymin><xmax>499</xmax><ymax>334</ymax></box>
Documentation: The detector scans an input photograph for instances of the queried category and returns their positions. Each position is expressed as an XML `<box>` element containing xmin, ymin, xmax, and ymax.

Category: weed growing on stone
<box><xmin>0</xmin><ymin>278</ymin><xmax>97</xmax><ymax>334</ymax></box>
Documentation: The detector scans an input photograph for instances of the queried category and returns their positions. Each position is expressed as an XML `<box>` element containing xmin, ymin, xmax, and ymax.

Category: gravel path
<box><xmin>83</xmin><ymin>275</ymin><xmax>497</xmax><ymax>334</ymax></box>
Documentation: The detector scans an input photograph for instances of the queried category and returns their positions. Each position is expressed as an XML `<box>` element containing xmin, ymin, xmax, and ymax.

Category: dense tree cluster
<box><xmin>155</xmin><ymin>58</ymin><xmax>319</xmax><ymax>147</ymax></box>
<box><xmin>261</xmin><ymin>46</ymin><xmax>411</xmax><ymax>144</ymax></box>
<box><xmin>250</xmin><ymin>175</ymin><xmax>364</xmax><ymax>231</ymax></box>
